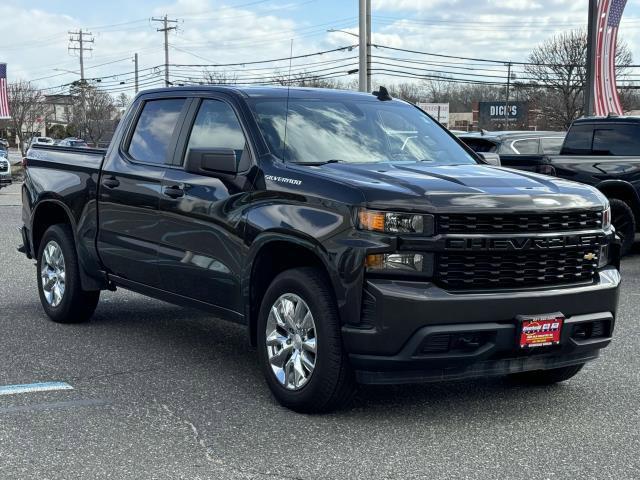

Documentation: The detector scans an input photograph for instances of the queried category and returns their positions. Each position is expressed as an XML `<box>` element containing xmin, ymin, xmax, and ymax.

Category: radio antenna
<box><xmin>282</xmin><ymin>38</ymin><xmax>294</xmax><ymax>162</ymax></box>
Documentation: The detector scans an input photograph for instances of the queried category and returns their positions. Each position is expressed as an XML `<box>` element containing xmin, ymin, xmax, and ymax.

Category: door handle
<box><xmin>102</xmin><ymin>177</ymin><xmax>120</xmax><ymax>189</ymax></box>
<box><xmin>163</xmin><ymin>185</ymin><xmax>184</xmax><ymax>199</ymax></box>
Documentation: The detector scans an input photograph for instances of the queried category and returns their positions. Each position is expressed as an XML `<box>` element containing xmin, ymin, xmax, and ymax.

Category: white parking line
<box><xmin>0</xmin><ymin>382</ymin><xmax>73</xmax><ymax>396</ymax></box>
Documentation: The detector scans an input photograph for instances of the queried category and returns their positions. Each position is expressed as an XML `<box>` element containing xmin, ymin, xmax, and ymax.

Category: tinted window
<box><xmin>460</xmin><ymin>138</ymin><xmax>498</xmax><ymax>153</ymax></box>
<box><xmin>185</xmin><ymin>99</ymin><xmax>246</xmax><ymax>165</ymax></box>
<box><xmin>510</xmin><ymin>138</ymin><xmax>540</xmax><ymax>154</ymax></box>
<box><xmin>250</xmin><ymin>98</ymin><xmax>477</xmax><ymax>165</ymax></box>
<box><xmin>541</xmin><ymin>136</ymin><xmax>565</xmax><ymax>154</ymax></box>
<box><xmin>592</xmin><ymin>125</ymin><xmax>640</xmax><ymax>155</ymax></box>
<box><xmin>128</xmin><ymin>98</ymin><xmax>185</xmax><ymax>164</ymax></box>
<box><xmin>561</xmin><ymin>125</ymin><xmax>594</xmax><ymax>155</ymax></box>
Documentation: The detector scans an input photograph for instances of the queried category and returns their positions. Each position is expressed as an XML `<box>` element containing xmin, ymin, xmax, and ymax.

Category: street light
<box><xmin>328</xmin><ymin>28</ymin><xmax>369</xmax><ymax>92</ymax></box>
<box><xmin>54</xmin><ymin>68</ymin><xmax>81</xmax><ymax>75</ymax></box>
<box><xmin>327</xmin><ymin>28</ymin><xmax>358</xmax><ymax>38</ymax></box>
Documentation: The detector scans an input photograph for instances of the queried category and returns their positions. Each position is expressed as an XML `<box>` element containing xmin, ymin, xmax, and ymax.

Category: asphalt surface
<box><xmin>1</xmin><ymin>182</ymin><xmax>639</xmax><ymax>479</ymax></box>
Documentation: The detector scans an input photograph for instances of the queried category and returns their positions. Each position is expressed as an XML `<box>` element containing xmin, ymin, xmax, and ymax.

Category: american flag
<box><xmin>594</xmin><ymin>0</ymin><xmax>627</xmax><ymax>116</ymax></box>
<box><xmin>0</xmin><ymin>64</ymin><xmax>9</xmax><ymax>119</ymax></box>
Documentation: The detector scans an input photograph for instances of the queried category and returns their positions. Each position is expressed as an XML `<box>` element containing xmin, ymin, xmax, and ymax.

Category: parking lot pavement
<box><xmin>0</xmin><ymin>181</ymin><xmax>21</xmax><ymax>206</ymax></box>
<box><xmin>0</xmin><ymin>203</ymin><xmax>639</xmax><ymax>480</ymax></box>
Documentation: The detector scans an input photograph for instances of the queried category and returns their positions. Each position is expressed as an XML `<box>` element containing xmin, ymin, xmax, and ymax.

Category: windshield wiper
<box><xmin>289</xmin><ymin>159</ymin><xmax>344</xmax><ymax>166</ymax></box>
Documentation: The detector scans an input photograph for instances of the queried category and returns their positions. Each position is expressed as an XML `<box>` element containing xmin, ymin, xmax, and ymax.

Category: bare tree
<box><xmin>202</xmin><ymin>70</ymin><xmax>238</xmax><ymax>85</ymax></box>
<box><xmin>525</xmin><ymin>29</ymin><xmax>632</xmax><ymax>128</ymax></box>
<box><xmin>6</xmin><ymin>80</ymin><xmax>45</xmax><ymax>155</ymax></box>
<box><xmin>70</xmin><ymin>83</ymin><xmax>116</xmax><ymax>146</ymax></box>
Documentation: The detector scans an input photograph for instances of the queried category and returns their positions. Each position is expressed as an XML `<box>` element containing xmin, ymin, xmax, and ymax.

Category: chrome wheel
<box><xmin>265</xmin><ymin>293</ymin><xmax>317</xmax><ymax>390</ymax></box>
<box><xmin>40</xmin><ymin>240</ymin><xmax>65</xmax><ymax>307</ymax></box>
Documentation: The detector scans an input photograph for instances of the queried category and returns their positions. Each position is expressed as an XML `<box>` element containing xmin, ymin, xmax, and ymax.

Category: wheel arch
<box><xmin>31</xmin><ymin>199</ymin><xmax>78</xmax><ymax>257</ymax></box>
<box><xmin>243</xmin><ymin>233</ymin><xmax>340</xmax><ymax>348</ymax></box>
<box><xmin>596</xmin><ymin>180</ymin><xmax>640</xmax><ymax>225</ymax></box>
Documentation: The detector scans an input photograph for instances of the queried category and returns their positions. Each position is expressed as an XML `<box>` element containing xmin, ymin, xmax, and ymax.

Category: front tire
<box><xmin>257</xmin><ymin>267</ymin><xmax>356</xmax><ymax>413</ymax></box>
<box><xmin>610</xmin><ymin>198</ymin><xmax>636</xmax><ymax>256</ymax></box>
<box><xmin>508</xmin><ymin>363</ymin><xmax>584</xmax><ymax>385</ymax></box>
<box><xmin>36</xmin><ymin>224</ymin><xmax>100</xmax><ymax>323</ymax></box>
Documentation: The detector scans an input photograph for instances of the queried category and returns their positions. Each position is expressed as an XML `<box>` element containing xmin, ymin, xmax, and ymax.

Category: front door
<box><xmin>156</xmin><ymin>98</ymin><xmax>254</xmax><ymax>313</ymax></box>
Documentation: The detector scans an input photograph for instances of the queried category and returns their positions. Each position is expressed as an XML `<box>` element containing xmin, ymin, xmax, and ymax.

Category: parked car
<box><xmin>0</xmin><ymin>154</ymin><xmax>11</xmax><ymax>189</ymax></box>
<box><xmin>471</xmin><ymin>117</ymin><xmax>640</xmax><ymax>255</ymax></box>
<box><xmin>459</xmin><ymin>131</ymin><xmax>566</xmax><ymax>156</ymax></box>
<box><xmin>24</xmin><ymin>137</ymin><xmax>54</xmax><ymax>152</ymax></box>
<box><xmin>19</xmin><ymin>86</ymin><xmax>620</xmax><ymax>412</ymax></box>
<box><xmin>57</xmin><ymin>138</ymin><xmax>89</xmax><ymax>148</ymax></box>
<box><xmin>0</xmin><ymin>138</ymin><xmax>8</xmax><ymax>148</ymax></box>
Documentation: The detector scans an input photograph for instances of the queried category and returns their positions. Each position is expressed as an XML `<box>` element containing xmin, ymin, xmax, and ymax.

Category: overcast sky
<box><xmin>2</xmin><ymin>0</ymin><xmax>640</xmax><ymax>96</ymax></box>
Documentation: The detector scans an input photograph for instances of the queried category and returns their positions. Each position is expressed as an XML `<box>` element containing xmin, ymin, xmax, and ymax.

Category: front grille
<box><xmin>436</xmin><ymin>249</ymin><xmax>599</xmax><ymax>290</ymax></box>
<box><xmin>0</xmin><ymin>160</ymin><xmax>8</xmax><ymax>173</ymax></box>
<box><xmin>438</xmin><ymin>211</ymin><xmax>602</xmax><ymax>234</ymax></box>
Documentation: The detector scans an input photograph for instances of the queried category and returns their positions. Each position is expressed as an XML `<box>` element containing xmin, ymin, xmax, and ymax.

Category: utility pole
<box><xmin>68</xmin><ymin>29</ymin><xmax>94</xmax><ymax>81</ymax></box>
<box><xmin>585</xmin><ymin>0</ymin><xmax>598</xmax><ymax>116</ymax></box>
<box><xmin>152</xmin><ymin>15</ymin><xmax>178</xmax><ymax>87</ymax></box>
<box><xmin>366</xmin><ymin>0</ymin><xmax>371</xmax><ymax>93</ymax></box>
<box><xmin>358</xmin><ymin>0</ymin><xmax>368</xmax><ymax>92</ymax></box>
<box><xmin>133</xmin><ymin>53</ymin><xmax>139</xmax><ymax>93</ymax></box>
<box><xmin>504</xmin><ymin>62</ymin><xmax>512</xmax><ymax>130</ymax></box>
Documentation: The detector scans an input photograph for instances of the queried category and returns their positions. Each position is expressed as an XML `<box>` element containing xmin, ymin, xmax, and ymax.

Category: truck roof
<box><xmin>137</xmin><ymin>85</ymin><xmax>387</xmax><ymax>101</ymax></box>
<box><xmin>573</xmin><ymin>115</ymin><xmax>640</xmax><ymax>124</ymax></box>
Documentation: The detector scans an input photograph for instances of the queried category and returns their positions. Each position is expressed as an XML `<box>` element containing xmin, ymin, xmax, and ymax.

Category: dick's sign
<box><xmin>478</xmin><ymin>101</ymin><xmax>528</xmax><ymax>129</ymax></box>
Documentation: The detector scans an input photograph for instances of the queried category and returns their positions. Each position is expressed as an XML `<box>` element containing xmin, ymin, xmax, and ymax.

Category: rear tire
<box><xmin>36</xmin><ymin>224</ymin><xmax>100</xmax><ymax>324</ymax></box>
<box><xmin>257</xmin><ymin>267</ymin><xmax>356</xmax><ymax>413</ymax></box>
<box><xmin>508</xmin><ymin>363</ymin><xmax>584</xmax><ymax>385</ymax></box>
<box><xmin>609</xmin><ymin>198</ymin><xmax>636</xmax><ymax>256</ymax></box>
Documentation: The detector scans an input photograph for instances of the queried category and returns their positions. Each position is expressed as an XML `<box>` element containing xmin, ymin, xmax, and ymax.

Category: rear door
<box><xmin>156</xmin><ymin>96</ymin><xmax>255</xmax><ymax>314</ymax></box>
<box><xmin>97</xmin><ymin>96</ymin><xmax>190</xmax><ymax>287</ymax></box>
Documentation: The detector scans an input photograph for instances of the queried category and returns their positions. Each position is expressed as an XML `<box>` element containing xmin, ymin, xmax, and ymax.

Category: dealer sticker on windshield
<box><xmin>517</xmin><ymin>313</ymin><xmax>564</xmax><ymax>349</ymax></box>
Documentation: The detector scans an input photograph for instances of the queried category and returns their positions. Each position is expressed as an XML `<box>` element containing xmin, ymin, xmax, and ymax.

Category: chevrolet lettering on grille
<box><xmin>445</xmin><ymin>234</ymin><xmax>603</xmax><ymax>251</ymax></box>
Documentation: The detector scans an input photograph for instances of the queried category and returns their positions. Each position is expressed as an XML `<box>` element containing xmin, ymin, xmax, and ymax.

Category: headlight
<box><xmin>358</xmin><ymin>209</ymin><xmax>434</xmax><ymax>235</ymax></box>
<box><xmin>602</xmin><ymin>205</ymin><xmax>611</xmax><ymax>230</ymax></box>
<box><xmin>365</xmin><ymin>253</ymin><xmax>433</xmax><ymax>275</ymax></box>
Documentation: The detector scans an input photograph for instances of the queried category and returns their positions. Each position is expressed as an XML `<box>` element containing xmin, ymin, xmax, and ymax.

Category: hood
<box><xmin>288</xmin><ymin>162</ymin><xmax>606</xmax><ymax>212</ymax></box>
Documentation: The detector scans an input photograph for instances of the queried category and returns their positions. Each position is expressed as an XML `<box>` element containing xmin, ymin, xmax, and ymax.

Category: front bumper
<box><xmin>0</xmin><ymin>174</ymin><xmax>11</xmax><ymax>186</ymax></box>
<box><xmin>344</xmin><ymin>267</ymin><xmax>620</xmax><ymax>384</ymax></box>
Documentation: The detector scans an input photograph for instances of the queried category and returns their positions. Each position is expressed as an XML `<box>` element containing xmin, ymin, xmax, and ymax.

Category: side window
<box><xmin>510</xmin><ymin>138</ymin><xmax>540</xmax><ymax>154</ymax></box>
<box><xmin>561</xmin><ymin>125</ymin><xmax>594</xmax><ymax>155</ymax></box>
<box><xmin>128</xmin><ymin>98</ymin><xmax>186</xmax><ymax>164</ymax></box>
<box><xmin>541</xmin><ymin>137</ymin><xmax>565</xmax><ymax>154</ymax></box>
<box><xmin>185</xmin><ymin>99</ymin><xmax>248</xmax><ymax>169</ymax></box>
<box><xmin>593</xmin><ymin>125</ymin><xmax>640</xmax><ymax>155</ymax></box>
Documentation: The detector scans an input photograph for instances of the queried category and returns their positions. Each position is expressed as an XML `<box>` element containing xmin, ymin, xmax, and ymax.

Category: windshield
<box><xmin>249</xmin><ymin>97</ymin><xmax>477</xmax><ymax>165</ymax></box>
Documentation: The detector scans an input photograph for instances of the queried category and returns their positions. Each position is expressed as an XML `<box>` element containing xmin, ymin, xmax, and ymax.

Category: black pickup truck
<box><xmin>463</xmin><ymin>117</ymin><xmax>640</xmax><ymax>255</ymax></box>
<box><xmin>19</xmin><ymin>86</ymin><xmax>620</xmax><ymax>412</ymax></box>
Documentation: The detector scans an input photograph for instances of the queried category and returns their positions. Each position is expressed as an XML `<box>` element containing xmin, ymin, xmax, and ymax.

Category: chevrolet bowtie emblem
<box><xmin>583</xmin><ymin>252</ymin><xmax>597</xmax><ymax>261</ymax></box>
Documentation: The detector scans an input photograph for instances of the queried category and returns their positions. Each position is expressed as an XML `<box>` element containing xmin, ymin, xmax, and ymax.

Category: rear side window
<box><xmin>128</xmin><ymin>98</ymin><xmax>186</xmax><ymax>164</ymax></box>
<box><xmin>592</xmin><ymin>125</ymin><xmax>640</xmax><ymax>155</ymax></box>
<box><xmin>541</xmin><ymin>137</ymin><xmax>565</xmax><ymax>154</ymax></box>
<box><xmin>561</xmin><ymin>125</ymin><xmax>594</xmax><ymax>155</ymax></box>
<box><xmin>460</xmin><ymin>138</ymin><xmax>498</xmax><ymax>153</ymax></box>
<box><xmin>185</xmin><ymin>99</ymin><xmax>248</xmax><ymax>167</ymax></box>
<box><xmin>510</xmin><ymin>138</ymin><xmax>540</xmax><ymax>154</ymax></box>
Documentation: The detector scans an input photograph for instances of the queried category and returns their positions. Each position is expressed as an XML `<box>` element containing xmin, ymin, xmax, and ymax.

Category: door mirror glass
<box><xmin>478</xmin><ymin>152</ymin><xmax>501</xmax><ymax>166</ymax></box>
<box><xmin>184</xmin><ymin>148</ymin><xmax>238</xmax><ymax>175</ymax></box>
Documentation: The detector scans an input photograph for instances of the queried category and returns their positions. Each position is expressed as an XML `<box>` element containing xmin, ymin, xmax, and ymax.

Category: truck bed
<box><xmin>22</xmin><ymin>144</ymin><xmax>108</xmax><ymax>290</ymax></box>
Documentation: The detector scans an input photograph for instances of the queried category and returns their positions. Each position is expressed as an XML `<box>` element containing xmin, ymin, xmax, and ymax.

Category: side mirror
<box><xmin>478</xmin><ymin>152</ymin><xmax>501</xmax><ymax>166</ymax></box>
<box><xmin>184</xmin><ymin>148</ymin><xmax>238</xmax><ymax>176</ymax></box>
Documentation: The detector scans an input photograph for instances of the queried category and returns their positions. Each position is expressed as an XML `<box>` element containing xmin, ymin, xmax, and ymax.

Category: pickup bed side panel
<box><xmin>23</xmin><ymin>147</ymin><xmax>107</xmax><ymax>290</ymax></box>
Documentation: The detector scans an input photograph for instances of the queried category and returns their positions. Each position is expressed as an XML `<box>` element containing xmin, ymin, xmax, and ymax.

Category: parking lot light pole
<box><xmin>504</xmin><ymin>61</ymin><xmax>512</xmax><ymax>130</ymax></box>
<box><xmin>359</xmin><ymin>0</ymin><xmax>368</xmax><ymax>92</ymax></box>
